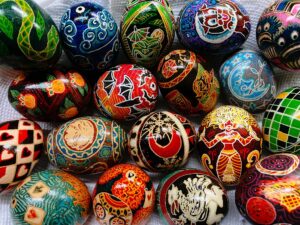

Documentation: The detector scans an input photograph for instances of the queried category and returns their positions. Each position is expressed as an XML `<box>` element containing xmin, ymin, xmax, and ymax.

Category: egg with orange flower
<box><xmin>8</xmin><ymin>70</ymin><xmax>91</xmax><ymax>121</ymax></box>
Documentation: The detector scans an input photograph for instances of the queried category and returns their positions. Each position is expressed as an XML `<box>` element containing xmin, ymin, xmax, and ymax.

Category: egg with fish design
<box><xmin>60</xmin><ymin>2</ymin><xmax>120</xmax><ymax>73</ymax></box>
<box><xmin>8</xmin><ymin>69</ymin><xmax>91</xmax><ymax>122</ymax></box>
<box><xmin>0</xmin><ymin>119</ymin><xmax>44</xmax><ymax>195</ymax></box>
<box><xmin>257</xmin><ymin>0</ymin><xmax>300</xmax><ymax>71</ymax></box>
<box><xmin>0</xmin><ymin>0</ymin><xmax>61</xmax><ymax>70</ymax></box>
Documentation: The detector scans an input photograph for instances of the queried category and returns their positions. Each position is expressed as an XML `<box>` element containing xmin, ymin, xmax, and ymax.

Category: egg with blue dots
<box><xmin>59</xmin><ymin>2</ymin><xmax>120</xmax><ymax>73</ymax></box>
<box><xmin>257</xmin><ymin>0</ymin><xmax>300</xmax><ymax>71</ymax></box>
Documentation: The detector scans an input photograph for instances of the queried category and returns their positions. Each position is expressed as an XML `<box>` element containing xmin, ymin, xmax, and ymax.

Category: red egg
<box><xmin>94</xmin><ymin>64</ymin><xmax>158</xmax><ymax>121</ymax></box>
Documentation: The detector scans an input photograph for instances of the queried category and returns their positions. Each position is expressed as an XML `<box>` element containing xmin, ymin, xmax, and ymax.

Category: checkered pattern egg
<box><xmin>11</xmin><ymin>170</ymin><xmax>91</xmax><ymax>225</ymax></box>
<box><xmin>46</xmin><ymin>116</ymin><xmax>127</xmax><ymax>175</ymax></box>
<box><xmin>157</xmin><ymin>49</ymin><xmax>220</xmax><ymax>115</ymax></box>
<box><xmin>219</xmin><ymin>50</ymin><xmax>276</xmax><ymax>113</ymax></box>
<box><xmin>177</xmin><ymin>0</ymin><xmax>251</xmax><ymax>54</ymax></box>
<box><xmin>8</xmin><ymin>70</ymin><xmax>92</xmax><ymax>122</ymax></box>
<box><xmin>93</xmin><ymin>164</ymin><xmax>155</xmax><ymax>225</ymax></box>
<box><xmin>0</xmin><ymin>119</ymin><xmax>43</xmax><ymax>195</ymax></box>
<box><xmin>257</xmin><ymin>0</ymin><xmax>300</xmax><ymax>71</ymax></box>
<box><xmin>59</xmin><ymin>2</ymin><xmax>119</xmax><ymax>73</ymax></box>
<box><xmin>236</xmin><ymin>153</ymin><xmax>300</xmax><ymax>224</ymax></box>
<box><xmin>262</xmin><ymin>87</ymin><xmax>300</xmax><ymax>154</ymax></box>
<box><xmin>157</xmin><ymin>169</ymin><xmax>229</xmax><ymax>225</ymax></box>
<box><xmin>129</xmin><ymin>111</ymin><xmax>196</xmax><ymax>172</ymax></box>
<box><xmin>94</xmin><ymin>64</ymin><xmax>158</xmax><ymax>121</ymax></box>
<box><xmin>121</xmin><ymin>1</ymin><xmax>175</xmax><ymax>68</ymax></box>
<box><xmin>197</xmin><ymin>105</ymin><xmax>263</xmax><ymax>186</ymax></box>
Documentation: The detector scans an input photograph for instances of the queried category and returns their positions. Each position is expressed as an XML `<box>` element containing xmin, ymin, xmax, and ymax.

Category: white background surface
<box><xmin>0</xmin><ymin>0</ymin><xmax>299</xmax><ymax>224</ymax></box>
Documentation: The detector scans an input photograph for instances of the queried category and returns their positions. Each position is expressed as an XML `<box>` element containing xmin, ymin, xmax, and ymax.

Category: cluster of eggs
<box><xmin>0</xmin><ymin>0</ymin><xmax>299</xmax><ymax>225</ymax></box>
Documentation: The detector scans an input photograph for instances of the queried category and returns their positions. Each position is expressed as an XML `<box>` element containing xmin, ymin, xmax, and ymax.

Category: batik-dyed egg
<box><xmin>93</xmin><ymin>164</ymin><xmax>155</xmax><ymax>225</ymax></box>
<box><xmin>236</xmin><ymin>153</ymin><xmax>300</xmax><ymax>224</ymax></box>
<box><xmin>157</xmin><ymin>169</ymin><xmax>229</xmax><ymax>225</ymax></box>
<box><xmin>129</xmin><ymin>111</ymin><xmax>196</xmax><ymax>172</ymax></box>
<box><xmin>94</xmin><ymin>64</ymin><xmax>158</xmax><ymax>121</ymax></box>
<box><xmin>60</xmin><ymin>2</ymin><xmax>119</xmax><ymax>73</ymax></box>
<box><xmin>11</xmin><ymin>170</ymin><xmax>91</xmax><ymax>225</ymax></box>
<box><xmin>219</xmin><ymin>50</ymin><xmax>276</xmax><ymax>113</ymax></box>
<box><xmin>177</xmin><ymin>0</ymin><xmax>251</xmax><ymax>55</ymax></box>
<box><xmin>262</xmin><ymin>87</ymin><xmax>300</xmax><ymax>154</ymax></box>
<box><xmin>0</xmin><ymin>0</ymin><xmax>61</xmax><ymax>71</ymax></box>
<box><xmin>257</xmin><ymin>0</ymin><xmax>300</xmax><ymax>71</ymax></box>
<box><xmin>46</xmin><ymin>116</ymin><xmax>127</xmax><ymax>175</ymax></box>
<box><xmin>157</xmin><ymin>49</ymin><xmax>220</xmax><ymax>115</ymax></box>
<box><xmin>8</xmin><ymin>70</ymin><xmax>91</xmax><ymax>121</ymax></box>
<box><xmin>120</xmin><ymin>1</ymin><xmax>175</xmax><ymax>68</ymax></box>
<box><xmin>197</xmin><ymin>105</ymin><xmax>263</xmax><ymax>186</ymax></box>
<box><xmin>0</xmin><ymin>119</ymin><xmax>43</xmax><ymax>195</ymax></box>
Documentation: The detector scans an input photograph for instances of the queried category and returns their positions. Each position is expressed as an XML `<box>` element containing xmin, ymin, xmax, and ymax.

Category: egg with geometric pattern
<box><xmin>10</xmin><ymin>170</ymin><xmax>91</xmax><ymax>225</ymax></box>
<box><xmin>262</xmin><ymin>87</ymin><xmax>300</xmax><ymax>154</ymax></box>
<box><xmin>0</xmin><ymin>119</ymin><xmax>44</xmax><ymax>195</ymax></box>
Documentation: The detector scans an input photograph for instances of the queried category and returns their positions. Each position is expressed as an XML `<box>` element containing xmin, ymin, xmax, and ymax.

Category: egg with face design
<box><xmin>257</xmin><ymin>0</ymin><xmax>300</xmax><ymax>71</ymax></box>
<box><xmin>59</xmin><ymin>2</ymin><xmax>120</xmax><ymax>73</ymax></box>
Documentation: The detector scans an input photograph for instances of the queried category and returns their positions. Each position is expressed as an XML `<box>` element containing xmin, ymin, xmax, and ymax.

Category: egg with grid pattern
<box><xmin>262</xmin><ymin>87</ymin><xmax>300</xmax><ymax>154</ymax></box>
<box><xmin>0</xmin><ymin>119</ymin><xmax>43</xmax><ymax>195</ymax></box>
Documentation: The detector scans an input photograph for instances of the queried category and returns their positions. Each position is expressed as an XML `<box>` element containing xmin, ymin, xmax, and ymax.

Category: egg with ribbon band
<box><xmin>93</xmin><ymin>164</ymin><xmax>155</xmax><ymax>225</ymax></box>
<box><xmin>94</xmin><ymin>64</ymin><xmax>158</xmax><ymax>121</ymax></box>
<box><xmin>121</xmin><ymin>1</ymin><xmax>175</xmax><ymax>68</ymax></box>
<box><xmin>0</xmin><ymin>119</ymin><xmax>43</xmax><ymax>195</ymax></box>
<box><xmin>129</xmin><ymin>111</ymin><xmax>196</xmax><ymax>172</ymax></box>
<box><xmin>46</xmin><ymin>116</ymin><xmax>127</xmax><ymax>175</ymax></box>
<box><xmin>197</xmin><ymin>105</ymin><xmax>263</xmax><ymax>186</ymax></box>
<box><xmin>10</xmin><ymin>170</ymin><xmax>91</xmax><ymax>225</ymax></box>
<box><xmin>262</xmin><ymin>87</ymin><xmax>300</xmax><ymax>154</ymax></box>
<box><xmin>236</xmin><ymin>153</ymin><xmax>300</xmax><ymax>225</ymax></box>
<box><xmin>59</xmin><ymin>2</ymin><xmax>120</xmax><ymax>73</ymax></box>
<box><xmin>219</xmin><ymin>50</ymin><xmax>276</xmax><ymax>113</ymax></box>
<box><xmin>156</xmin><ymin>49</ymin><xmax>220</xmax><ymax>115</ymax></box>
<box><xmin>257</xmin><ymin>0</ymin><xmax>300</xmax><ymax>71</ymax></box>
<box><xmin>177</xmin><ymin>0</ymin><xmax>251</xmax><ymax>55</ymax></box>
<box><xmin>157</xmin><ymin>169</ymin><xmax>229</xmax><ymax>225</ymax></box>
<box><xmin>8</xmin><ymin>69</ymin><xmax>91</xmax><ymax>122</ymax></box>
<box><xmin>0</xmin><ymin>0</ymin><xmax>61</xmax><ymax>71</ymax></box>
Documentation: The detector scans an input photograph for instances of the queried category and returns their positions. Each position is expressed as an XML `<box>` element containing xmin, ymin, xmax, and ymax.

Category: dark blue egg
<box><xmin>59</xmin><ymin>2</ymin><xmax>120</xmax><ymax>73</ymax></box>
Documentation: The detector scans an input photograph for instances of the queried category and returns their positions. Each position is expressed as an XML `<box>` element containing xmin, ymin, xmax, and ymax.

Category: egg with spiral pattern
<box><xmin>60</xmin><ymin>2</ymin><xmax>120</xmax><ymax>73</ymax></box>
<box><xmin>257</xmin><ymin>0</ymin><xmax>300</xmax><ymax>71</ymax></box>
<box><xmin>236</xmin><ymin>153</ymin><xmax>300</xmax><ymax>225</ymax></box>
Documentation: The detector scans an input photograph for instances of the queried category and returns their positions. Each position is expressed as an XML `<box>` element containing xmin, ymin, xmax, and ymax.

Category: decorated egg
<box><xmin>60</xmin><ymin>2</ymin><xmax>119</xmax><ymax>73</ymax></box>
<box><xmin>156</xmin><ymin>49</ymin><xmax>220</xmax><ymax>115</ymax></box>
<box><xmin>0</xmin><ymin>0</ymin><xmax>61</xmax><ymax>71</ymax></box>
<box><xmin>197</xmin><ymin>105</ymin><xmax>263</xmax><ymax>186</ymax></box>
<box><xmin>236</xmin><ymin>153</ymin><xmax>300</xmax><ymax>224</ymax></box>
<box><xmin>157</xmin><ymin>169</ymin><xmax>229</xmax><ymax>225</ymax></box>
<box><xmin>94</xmin><ymin>64</ymin><xmax>158</xmax><ymax>121</ymax></box>
<box><xmin>262</xmin><ymin>87</ymin><xmax>300</xmax><ymax>154</ymax></box>
<box><xmin>0</xmin><ymin>119</ymin><xmax>43</xmax><ymax>194</ymax></box>
<box><xmin>46</xmin><ymin>116</ymin><xmax>127</xmax><ymax>175</ymax></box>
<box><xmin>8</xmin><ymin>70</ymin><xmax>91</xmax><ymax>121</ymax></box>
<box><xmin>257</xmin><ymin>0</ymin><xmax>300</xmax><ymax>71</ymax></box>
<box><xmin>120</xmin><ymin>1</ymin><xmax>175</xmax><ymax>68</ymax></box>
<box><xmin>129</xmin><ymin>111</ymin><xmax>196</xmax><ymax>172</ymax></box>
<box><xmin>11</xmin><ymin>170</ymin><xmax>91</xmax><ymax>225</ymax></box>
<box><xmin>177</xmin><ymin>0</ymin><xmax>251</xmax><ymax>54</ymax></box>
<box><xmin>93</xmin><ymin>164</ymin><xmax>155</xmax><ymax>225</ymax></box>
<box><xmin>219</xmin><ymin>50</ymin><xmax>276</xmax><ymax>113</ymax></box>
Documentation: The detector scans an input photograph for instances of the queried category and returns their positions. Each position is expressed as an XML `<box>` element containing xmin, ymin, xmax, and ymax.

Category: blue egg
<box><xmin>59</xmin><ymin>2</ymin><xmax>120</xmax><ymax>73</ymax></box>
<box><xmin>177</xmin><ymin>0</ymin><xmax>251</xmax><ymax>55</ymax></box>
<box><xmin>219</xmin><ymin>50</ymin><xmax>276</xmax><ymax>113</ymax></box>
